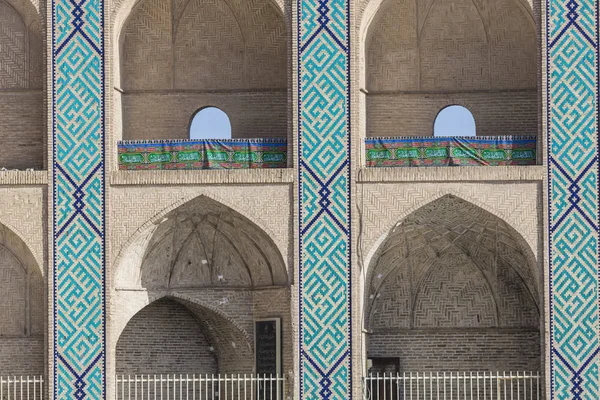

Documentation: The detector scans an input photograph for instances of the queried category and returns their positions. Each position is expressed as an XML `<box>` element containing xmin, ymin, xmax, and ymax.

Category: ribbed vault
<box><xmin>364</xmin><ymin>0</ymin><xmax>536</xmax><ymax>92</ymax></box>
<box><xmin>120</xmin><ymin>0</ymin><xmax>287</xmax><ymax>91</ymax></box>
<box><xmin>366</xmin><ymin>195</ymin><xmax>539</xmax><ymax>331</ymax></box>
<box><xmin>140</xmin><ymin>195</ymin><xmax>288</xmax><ymax>289</ymax></box>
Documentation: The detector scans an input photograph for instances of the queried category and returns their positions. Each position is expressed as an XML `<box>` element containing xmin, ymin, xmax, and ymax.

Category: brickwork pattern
<box><xmin>111</xmin><ymin>192</ymin><xmax>293</xmax><ymax>378</ymax></box>
<box><xmin>121</xmin><ymin>92</ymin><xmax>287</xmax><ymax>141</ymax></box>
<box><xmin>359</xmin><ymin>183</ymin><xmax>541</xmax><ymax>267</ymax></box>
<box><xmin>112</xmin><ymin>288</ymin><xmax>293</xmax><ymax>376</ymax></box>
<box><xmin>121</xmin><ymin>0</ymin><xmax>286</xmax><ymax>91</ymax></box>
<box><xmin>0</xmin><ymin>246</ymin><xmax>27</xmax><ymax>336</ymax></box>
<box><xmin>0</xmin><ymin>187</ymin><xmax>45</xmax><ymax>270</ymax></box>
<box><xmin>366</xmin><ymin>91</ymin><xmax>538</xmax><ymax>137</ymax></box>
<box><xmin>116</xmin><ymin>299</ymin><xmax>218</xmax><ymax>375</ymax></box>
<box><xmin>110</xmin><ymin>186</ymin><xmax>291</xmax><ymax>273</ymax></box>
<box><xmin>362</xmin><ymin>0</ymin><xmax>537</xmax><ymax>138</ymax></box>
<box><xmin>118</xmin><ymin>0</ymin><xmax>287</xmax><ymax>142</ymax></box>
<box><xmin>139</xmin><ymin>196</ymin><xmax>287</xmax><ymax>289</ymax></box>
<box><xmin>0</xmin><ymin>338</ymin><xmax>44</xmax><ymax>375</ymax></box>
<box><xmin>0</xmin><ymin>0</ymin><xmax>43</xmax><ymax>169</ymax></box>
<box><xmin>365</xmin><ymin>0</ymin><xmax>536</xmax><ymax>92</ymax></box>
<box><xmin>367</xmin><ymin>195</ymin><xmax>539</xmax><ymax>332</ymax></box>
<box><xmin>0</xmin><ymin>221</ymin><xmax>45</xmax><ymax>377</ymax></box>
<box><xmin>253</xmin><ymin>288</ymin><xmax>293</xmax><ymax>375</ymax></box>
<box><xmin>368</xmin><ymin>330</ymin><xmax>541</xmax><ymax>372</ymax></box>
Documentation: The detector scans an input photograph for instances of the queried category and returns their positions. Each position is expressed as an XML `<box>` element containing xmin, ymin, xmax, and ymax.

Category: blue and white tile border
<box><xmin>51</xmin><ymin>0</ymin><xmax>106</xmax><ymax>396</ymax></box>
<box><xmin>547</xmin><ymin>0</ymin><xmax>599</xmax><ymax>397</ymax></box>
<box><xmin>297</xmin><ymin>0</ymin><xmax>352</xmax><ymax>398</ymax></box>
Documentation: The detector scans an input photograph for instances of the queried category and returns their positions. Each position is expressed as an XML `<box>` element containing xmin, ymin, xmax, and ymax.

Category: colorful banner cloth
<box><xmin>365</xmin><ymin>136</ymin><xmax>537</xmax><ymax>167</ymax></box>
<box><xmin>118</xmin><ymin>138</ymin><xmax>288</xmax><ymax>170</ymax></box>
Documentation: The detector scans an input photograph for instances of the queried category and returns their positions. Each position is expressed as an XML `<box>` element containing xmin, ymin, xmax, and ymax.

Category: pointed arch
<box><xmin>114</xmin><ymin>194</ymin><xmax>287</xmax><ymax>289</ymax></box>
<box><xmin>115</xmin><ymin>294</ymin><xmax>254</xmax><ymax>374</ymax></box>
<box><xmin>0</xmin><ymin>220</ymin><xmax>44</xmax><ymax>375</ymax></box>
<box><xmin>365</xmin><ymin>194</ymin><xmax>540</xmax><ymax>332</ymax></box>
<box><xmin>0</xmin><ymin>0</ymin><xmax>45</xmax><ymax>169</ymax></box>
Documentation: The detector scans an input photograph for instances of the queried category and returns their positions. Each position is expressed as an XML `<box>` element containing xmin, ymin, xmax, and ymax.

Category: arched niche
<box><xmin>116</xmin><ymin>297</ymin><xmax>254</xmax><ymax>375</ymax></box>
<box><xmin>114</xmin><ymin>195</ymin><xmax>288</xmax><ymax>289</ymax></box>
<box><xmin>0</xmin><ymin>221</ymin><xmax>45</xmax><ymax>375</ymax></box>
<box><xmin>361</xmin><ymin>0</ymin><xmax>539</xmax><ymax>138</ymax></box>
<box><xmin>115</xmin><ymin>0</ymin><xmax>288</xmax><ymax>142</ymax></box>
<box><xmin>364</xmin><ymin>195</ymin><xmax>541</xmax><ymax>373</ymax></box>
<box><xmin>0</xmin><ymin>0</ymin><xmax>44</xmax><ymax>170</ymax></box>
<box><xmin>112</xmin><ymin>195</ymin><xmax>292</xmax><ymax>377</ymax></box>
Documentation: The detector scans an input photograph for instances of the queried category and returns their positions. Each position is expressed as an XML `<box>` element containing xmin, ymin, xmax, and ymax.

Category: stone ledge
<box><xmin>0</xmin><ymin>171</ymin><xmax>48</xmax><ymax>185</ymax></box>
<box><xmin>110</xmin><ymin>168</ymin><xmax>295</xmax><ymax>186</ymax></box>
<box><xmin>357</xmin><ymin>166</ymin><xmax>545</xmax><ymax>183</ymax></box>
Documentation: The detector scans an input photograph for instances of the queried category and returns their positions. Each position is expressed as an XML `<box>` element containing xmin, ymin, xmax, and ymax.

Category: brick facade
<box><xmin>368</xmin><ymin>330</ymin><xmax>541</xmax><ymax>372</ymax></box>
<box><xmin>0</xmin><ymin>0</ymin><xmax>548</xmax><ymax>397</ymax></box>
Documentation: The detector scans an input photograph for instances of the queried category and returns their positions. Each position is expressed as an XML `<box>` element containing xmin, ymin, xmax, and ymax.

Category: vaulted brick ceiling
<box><xmin>366</xmin><ymin>195</ymin><xmax>539</xmax><ymax>331</ymax></box>
<box><xmin>140</xmin><ymin>195</ymin><xmax>288</xmax><ymax>289</ymax></box>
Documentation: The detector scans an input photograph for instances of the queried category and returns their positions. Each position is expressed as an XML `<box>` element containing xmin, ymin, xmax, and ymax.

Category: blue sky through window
<box><xmin>190</xmin><ymin>107</ymin><xmax>232</xmax><ymax>140</ymax></box>
<box><xmin>434</xmin><ymin>106</ymin><xmax>476</xmax><ymax>137</ymax></box>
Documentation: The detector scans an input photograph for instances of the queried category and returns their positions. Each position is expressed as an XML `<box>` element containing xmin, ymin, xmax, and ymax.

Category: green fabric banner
<box><xmin>118</xmin><ymin>138</ymin><xmax>288</xmax><ymax>170</ymax></box>
<box><xmin>365</xmin><ymin>136</ymin><xmax>537</xmax><ymax>167</ymax></box>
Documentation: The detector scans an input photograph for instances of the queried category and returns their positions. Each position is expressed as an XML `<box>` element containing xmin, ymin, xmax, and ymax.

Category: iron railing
<box><xmin>116</xmin><ymin>374</ymin><xmax>286</xmax><ymax>400</ymax></box>
<box><xmin>0</xmin><ymin>376</ymin><xmax>44</xmax><ymax>400</ymax></box>
<box><xmin>362</xmin><ymin>372</ymin><xmax>541</xmax><ymax>400</ymax></box>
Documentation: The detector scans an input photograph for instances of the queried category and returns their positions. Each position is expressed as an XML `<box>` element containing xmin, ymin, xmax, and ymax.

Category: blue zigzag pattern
<box><xmin>548</xmin><ymin>0</ymin><xmax>599</xmax><ymax>397</ymax></box>
<box><xmin>52</xmin><ymin>0</ymin><xmax>105</xmax><ymax>396</ymax></box>
<box><xmin>298</xmin><ymin>0</ymin><xmax>351</xmax><ymax>398</ymax></box>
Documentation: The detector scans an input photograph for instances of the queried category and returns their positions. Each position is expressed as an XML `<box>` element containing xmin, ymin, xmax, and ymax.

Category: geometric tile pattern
<box><xmin>298</xmin><ymin>0</ymin><xmax>351</xmax><ymax>398</ymax></box>
<box><xmin>548</xmin><ymin>0</ymin><xmax>599</xmax><ymax>397</ymax></box>
<box><xmin>52</xmin><ymin>0</ymin><xmax>105</xmax><ymax>396</ymax></box>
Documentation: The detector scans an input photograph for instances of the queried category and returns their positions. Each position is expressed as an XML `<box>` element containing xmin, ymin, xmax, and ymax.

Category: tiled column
<box><xmin>546</xmin><ymin>0</ymin><xmax>599</xmax><ymax>397</ymax></box>
<box><xmin>297</xmin><ymin>0</ymin><xmax>352</xmax><ymax>399</ymax></box>
<box><xmin>51</xmin><ymin>0</ymin><xmax>106</xmax><ymax>397</ymax></box>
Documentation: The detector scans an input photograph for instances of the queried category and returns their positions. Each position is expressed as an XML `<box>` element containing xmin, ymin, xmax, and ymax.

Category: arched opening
<box><xmin>363</xmin><ymin>195</ymin><xmax>541</xmax><ymax>395</ymax></box>
<box><xmin>363</xmin><ymin>0</ymin><xmax>538</xmax><ymax>138</ymax></box>
<box><xmin>190</xmin><ymin>107</ymin><xmax>232</xmax><ymax>140</ymax></box>
<box><xmin>113</xmin><ymin>196</ymin><xmax>292</xmax><ymax>394</ymax></box>
<box><xmin>0</xmin><ymin>0</ymin><xmax>44</xmax><ymax>170</ymax></box>
<box><xmin>116</xmin><ymin>297</ymin><xmax>256</xmax><ymax>375</ymax></box>
<box><xmin>0</xmin><ymin>223</ymin><xmax>44</xmax><ymax>375</ymax></box>
<box><xmin>434</xmin><ymin>106</ymin><xmax>476</xmax><ymax>137</ymax></box>
<box><xmin>117</xmin><ymin>0</ymin><xmax>287</xmax><ymax>142</ymax></box>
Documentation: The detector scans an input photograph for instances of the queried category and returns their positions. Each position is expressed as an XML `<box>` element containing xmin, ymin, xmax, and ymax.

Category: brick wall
<box><xmin>366</xmin><ymin>91</ymin><xmax>538</xmax><ymax>137</ymax></box>
<box><xmin>0</xmin><ymin>0</ymin><xmax>44</xmax><ymax>170</ymax></box>
<box><xmin>116</xmin><ymin>299</ymin><xmax>218</xmax><ymax>375</ymax></box>
<box><xmin>368</xmin><ymin>330</ymin><xmax>541</xmax><ymax>372</ymax></box>
<box><xmin>0</xmin><ymin>92</ymin><xmax>44</xmax><ymax>169</ymax></box>
<box><xmin>0</xmin><ymin>338</ymin><xmax>44</xmax><ymax>375</ymax></box>
<box><xmin>121</xmin><ymin>92</ymin><xmax>287</xmax><ymax>140</ymax></box>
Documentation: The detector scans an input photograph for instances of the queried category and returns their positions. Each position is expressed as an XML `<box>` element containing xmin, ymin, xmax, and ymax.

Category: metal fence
<box><xmin>362</xmin><ymin>372</ymin><xmax>542</xmax><ymax>400</ymax></box>
<box><xmin>116</xmin><ymin>374</ymin><xmax>286</xmax><ymax>400</ymax></box>
<box><xmin>0</xmin><ymin>376</ymin><xmax>44</xmax><ymax>400</ymax></box>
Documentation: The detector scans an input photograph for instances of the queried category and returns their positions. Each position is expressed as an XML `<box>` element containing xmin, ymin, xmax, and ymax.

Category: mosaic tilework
<box><xmin>52</xmin><ymin>0</ymin><xmax>105</xmax><ymax>396</ymax></box>
<box><xmin>547</xmin><ymin>0</ymin><xmax>599</xmax><ymax>397</ymax></box>
<box><xmin>298</xmin><ymin>0</ymin><xmax>351</xmax><ymax>398</ymax></box>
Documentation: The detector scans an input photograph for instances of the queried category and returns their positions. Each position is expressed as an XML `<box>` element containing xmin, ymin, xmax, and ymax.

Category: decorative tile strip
<box><xmin>52</xmin><ymin>0</ymin><xmax>105</xmax><ymax>395</ymax></box>
<box><xmin>117</xmin><ymin>138</ymin><xmax>288</xmax><ymax>170</ymax></box>
<box><xmin>365</xmin><ymin>136</ymin><xmax>537</xmax><ymax>167</ymax></box>
<box><xmin>547</xmin><ymin>0</ymin><xmax>599</xmax><ymax>395</ymax></box>
<box><xmin>298</xmin><ymin>0</ymin><xmax>351</xmax><ymax>397</ymax></box>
